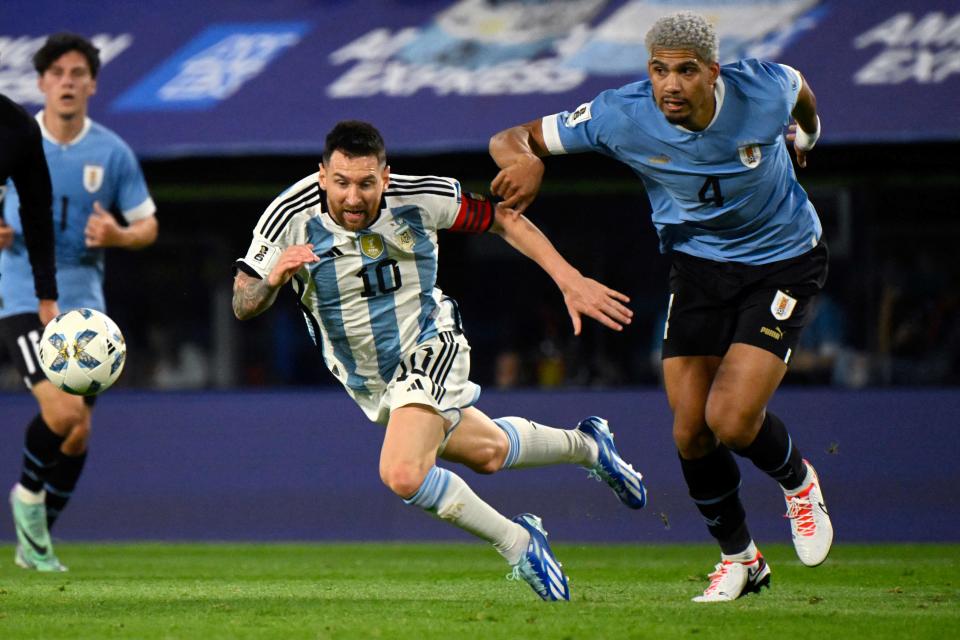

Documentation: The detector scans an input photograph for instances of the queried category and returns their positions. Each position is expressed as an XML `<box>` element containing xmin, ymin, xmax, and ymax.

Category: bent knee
<box><xmin>673</xmin><ymin>419</ymin><xmax>715</xmax><ymax>459</ymax></box>
<box><xmin>380</xmin><ymin>463</ymin><xmax>429</xmax><ymax>499</ymax></box>
<box><xmin>61</xmin><ymin>423</ymin><xmax>90</xmax><ymax>455</ymax></box>
<box><xmin>704</xmin><ymin>395</ymin><xmax>761</xmax><ymax>447</ymax></box>
<box><xmin>41</xmin><ymin>402</ymin><xmax>87</xmax><ymax>435</ymax></box>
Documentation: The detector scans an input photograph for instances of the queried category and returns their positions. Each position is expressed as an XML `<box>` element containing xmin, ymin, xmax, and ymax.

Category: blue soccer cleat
<box><xmin>508</xmin><ymin>513</ymin><xmax>570</xmax><ymax>601</ymax></box>
<box><xmin>577</xmin><ymin>416</ymin><xmax>647</xmax><ymax>509</ymax></box>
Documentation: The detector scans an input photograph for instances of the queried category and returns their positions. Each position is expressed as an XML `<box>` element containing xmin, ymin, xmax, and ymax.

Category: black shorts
<box><xmin>0</xmin><ymin>313</ymin><xmax>97</xmax><ymax>405</ymax></box>
<box><xmin>661</xmin><ymin>243</ymin><xmax>829</xmax><ymax>363</ymax></box>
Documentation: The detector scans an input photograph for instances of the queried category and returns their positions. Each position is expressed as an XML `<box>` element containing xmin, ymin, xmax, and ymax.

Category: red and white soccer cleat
<box><xmin>784</xmin><ymin>460</ymin><xmax>834</xmax><ymax>567</ymax></box>
<box><xmin>692</xmin><ymin>551</ymin><xmax>771</xmax><ymax>603</ymax></box>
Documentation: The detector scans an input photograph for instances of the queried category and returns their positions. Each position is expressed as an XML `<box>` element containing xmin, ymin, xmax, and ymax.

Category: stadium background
<box><xmin>1</xmin><ymin>1</ymin><xmax>958</xmax><ymax>544</ymax></box>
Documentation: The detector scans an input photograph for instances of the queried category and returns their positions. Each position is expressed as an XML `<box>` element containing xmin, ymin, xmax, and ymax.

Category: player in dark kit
<box><xmin>0</xmin><ymin>92</ymin><xmax>58</xmax><ymax>323</ymax></box>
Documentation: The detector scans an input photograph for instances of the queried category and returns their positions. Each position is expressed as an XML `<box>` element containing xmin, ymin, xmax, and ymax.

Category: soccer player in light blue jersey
<box><xmin>1</xmin><ymin>34</ymin><xmax>158</xmax><ymax>572</ymax></box>
<box><xmin>234</xmin><ymin>121</ymin><xmax>647</xmax><ymax>601</ymax></box>
<box><xmin>490</xmin><ymin>11</ymin><xmax>833</xmax><ymax>602</ymax></box>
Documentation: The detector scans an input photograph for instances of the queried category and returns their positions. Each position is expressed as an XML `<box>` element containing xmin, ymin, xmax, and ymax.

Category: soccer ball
<box><xmin>38</xmin><ymin>308</ymin><xmax>127</xmax><ymax>396</ymax></box>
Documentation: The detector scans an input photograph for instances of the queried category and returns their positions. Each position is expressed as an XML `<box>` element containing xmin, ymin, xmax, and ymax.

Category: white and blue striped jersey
<box><xmin>0</xmin><ymin>113</ymin><xmax>155</xmax><ymax>317</ymax></box>
<box><xmin>542</xmin><ymin>59</ymin><xmax>821</xmax><ymax>265</ymax></box>
<box><xmin>236</xmin><ymin>172</ymin><xmax>489</xmax><ymax>396</ymax></box>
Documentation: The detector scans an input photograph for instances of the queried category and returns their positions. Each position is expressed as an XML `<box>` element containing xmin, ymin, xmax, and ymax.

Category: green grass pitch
<box><xmin>1</xmin><ymin>543</ymin><xmax>957</xmax><ymax>639</ymax></box>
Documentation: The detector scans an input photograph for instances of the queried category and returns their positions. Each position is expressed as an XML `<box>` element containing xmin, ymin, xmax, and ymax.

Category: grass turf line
<box><xmin>0</xmin><ymin>543</ymin><xmax>957</xmax><ymax>639</ymax></box>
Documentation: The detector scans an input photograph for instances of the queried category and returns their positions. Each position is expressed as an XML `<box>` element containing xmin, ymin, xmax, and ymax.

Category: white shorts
<box><xmin>347</xmin><ymin>331</ymin><xmax>481</xmax><ymax>430</ymax></box>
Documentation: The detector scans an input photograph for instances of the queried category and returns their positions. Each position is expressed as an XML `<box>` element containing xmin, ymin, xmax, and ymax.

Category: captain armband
<box><xmin>794</xmin><ymin>115</ymin><xmax>821</xmax><ymax>152</ymax></box>
<box><xmin>448</xmin><ymin>192</ymin><xmax>495</xmax><ymax>234</ymax></box>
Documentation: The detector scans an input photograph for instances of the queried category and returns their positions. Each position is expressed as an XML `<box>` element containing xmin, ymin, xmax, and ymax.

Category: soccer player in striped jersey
<box><xmin>233</xmin><ymin>120</ymin><xmax>646</xmax><ymax>601</ymax></box>
<box><xmin>489</xmin><ymin>11</ymin><xmax>833</xmax><ymax>602</ymax></box>
<box><xmin>1</xmin><ymin>34</ymin><xmax>158</xmax><ymax>572</ymax></box>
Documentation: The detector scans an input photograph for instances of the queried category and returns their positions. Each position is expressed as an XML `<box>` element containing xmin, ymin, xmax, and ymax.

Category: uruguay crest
<box><xmin>738</xmin><ymin>144</ymin><xmax>762</xmax><ymax>168</ymax></box>
<box><xmin>83</xmin><ymin>164</ymin><xmax>104</xmax><ymax>193</ymax></box>
<box><xmin>770</xmin><ymin>290</ymin><xmax>797</xmax><ymax>321</ymax></box>
<box><xmin>359</xmin><ymin>233</ymin><xmax>385</xmax><ymax>259</ymax></box>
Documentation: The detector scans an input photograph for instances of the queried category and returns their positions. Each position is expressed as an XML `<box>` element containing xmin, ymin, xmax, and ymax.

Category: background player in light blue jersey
<box><xmin>0</xmin><ymin>34</ymin><xmax>158</xmax><ymax>572</ymax></box>
<box><xmin>234</xmin><ymin>121</ymin><xmax>645</xmax><ymax>601</ymax></box>
<box><xmin>490</xmin><ymin>11</ymin><xmax>833</xmax><ymax>602</ymax></box>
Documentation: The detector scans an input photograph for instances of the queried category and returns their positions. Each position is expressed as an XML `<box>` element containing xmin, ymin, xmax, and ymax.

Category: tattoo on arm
<box><xmin>232</xmin><ymin>272</ymin><xmax>280</xmax><ymax>320</ymax></box>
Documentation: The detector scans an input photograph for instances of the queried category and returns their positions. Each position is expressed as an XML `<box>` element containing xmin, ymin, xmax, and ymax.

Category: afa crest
<box><xmin>83</xmin><ymin>164</ymin><xmax>104</xmax><ymax>193</ymax></box>
<box><xmin>359</xmin><ymin>233</ymin><xmax>385</xmax><ymax>259</ymax></box>
<box><xmin>394</xmin><ymin>227</ymin><xmax>415</xmax><ymax>252</ymax></box>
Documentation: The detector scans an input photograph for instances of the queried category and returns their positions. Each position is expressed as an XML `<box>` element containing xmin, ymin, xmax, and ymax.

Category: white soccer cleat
<box><xmin>692</xmin><ymin>552</ymin><xmax>771</xmax><ymax>603</ymax></box>
<box><xmin>784</xmin><ymin>460</ymin><xmax>833</xmax><ymax>567</ymax></box>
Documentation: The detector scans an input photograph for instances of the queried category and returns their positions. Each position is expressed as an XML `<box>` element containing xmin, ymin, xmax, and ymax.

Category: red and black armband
<box><xmin>449</xmin><ymin>192</ymin><xmax>494</xmax><ymax>234</ymax></box>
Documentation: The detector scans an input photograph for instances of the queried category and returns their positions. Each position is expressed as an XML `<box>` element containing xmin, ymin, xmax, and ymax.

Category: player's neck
<box><xmin>42</xmin><ymin>110</ymin><xmax>87</xmax><ymax>144</ymax></box>
<box><xmin>687</xmin><ymin>94</ymin><xmax>717</xmax><ymax>131</ymax></box>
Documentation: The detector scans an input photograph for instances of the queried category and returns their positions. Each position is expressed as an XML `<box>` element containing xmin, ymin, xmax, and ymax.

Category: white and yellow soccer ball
<box><xmin>38</xmin><ymin>308</ymin><xmax>127</xmax><ymax>396</ymax></box>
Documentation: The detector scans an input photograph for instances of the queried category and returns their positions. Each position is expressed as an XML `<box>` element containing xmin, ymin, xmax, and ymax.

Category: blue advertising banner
<box><xmin>2</xmin><ymin>1</ymin><xmax>958</xmax><ymax>157</ymax></box>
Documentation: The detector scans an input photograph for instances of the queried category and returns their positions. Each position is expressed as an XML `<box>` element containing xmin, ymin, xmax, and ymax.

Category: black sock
<box><xmin>45</xmin><ymin>452</ymin><xmax>87</xmax><ymax>531</ymax></box>
<box><xmin>679</xmin><ymin>447</ymin><xmax>752</xmax><ymax>555</ymax></box>
<box><xmin>19</xmin><ymin>414</ymin><xmax>65</xmax><ymax>493</ymax></box>
<box><xmin>733</xmin><ymin>412</ymin><xmax>806</xmax><ymax>491</ymax></box>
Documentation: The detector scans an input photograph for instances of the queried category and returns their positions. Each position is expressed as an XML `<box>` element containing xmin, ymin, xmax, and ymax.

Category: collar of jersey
<box><xmin>673</xmin><ymin>76</ymin><xmax>725</xmax><ymax>134</ymax></box>
<box><xmin>35</xmin><ymin>111</ymin><xmax>92</xmax><ymax>147</ymax></box>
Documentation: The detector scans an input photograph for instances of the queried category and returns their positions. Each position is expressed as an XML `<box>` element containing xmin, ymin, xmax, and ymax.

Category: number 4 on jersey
<box><xmin>698</xmin><ymin>176</ymin><xmax>724</xmax><ymax>207</ymax></box>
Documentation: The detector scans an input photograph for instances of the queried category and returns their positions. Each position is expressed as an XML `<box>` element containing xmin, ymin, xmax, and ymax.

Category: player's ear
<box><xmin>89</xmin><ymin>77</ymin><xmax>97</xmax><ymax>97</ymax></box>
<box><xmin>318</xmin><ymin>162</ymin><xmax>327</xmax><ymax>189</ymax></box>
<box><xmin>708</xmin><ymin>61</ymin><xmax>720</xmax><ymax>85</ymax></box>
<box><xmin>381</xmin><ymin>164</ymin><xmax>390</xmax><ymax>190</ymax></box>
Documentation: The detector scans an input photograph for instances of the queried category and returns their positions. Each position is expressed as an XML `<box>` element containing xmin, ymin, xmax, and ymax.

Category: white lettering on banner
<box><xmin>328</xmin><ymin>28</ymin><xmax>419</xmax><ymax>65</ymax></box>
<box><xmin>854</xmin><ymin>12</ymin><xmax>960</xmax><ymax>84</ymax></box>
<box><xmin>328</xmin><ymin>59</ymin><xmax>584</xmax><ymax>98</ymax></box>
<box><xmin>158</xmin><ymin>33</ymin><xmax>301</xmax><ymax>101</ymax></box>
<box><xmin>0</xmin><ymin>34</ymin><xmax>132</xmax><ymax>104</ymax></box>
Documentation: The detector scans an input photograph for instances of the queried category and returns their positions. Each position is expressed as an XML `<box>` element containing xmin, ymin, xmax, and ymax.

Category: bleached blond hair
<box><xmin>644</xmin><ymin>11</ymin><xmax>719</xmax><ymax>63</ymax></box>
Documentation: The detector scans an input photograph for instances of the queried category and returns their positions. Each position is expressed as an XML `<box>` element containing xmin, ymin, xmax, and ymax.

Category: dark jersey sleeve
<box><xmin>3</xmin><ymin>98</ymin><xmax>57</xmax><ymax>301</ymax></box>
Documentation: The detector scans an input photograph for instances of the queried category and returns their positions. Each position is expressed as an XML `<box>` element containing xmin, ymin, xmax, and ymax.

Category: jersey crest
<box><xmin>359</xmin><ymin>233</ymin><xmax>385</xmax><ymax>259</ymax></box>
<box><xmin>738</xmin><ymin>144</ymin><xmax>762</xmax><ymax>168</ymax></box>
<box><xmin>83</xmin><ymin>164</ymin><xmax>104</xmax><ymax>192</ymax></box>
<box><xmin>770</xmin><ymin>289</ymin><xmax>797</xmax><ymax>320</ymax></box>
<box><xmin>394</xmin><ymin>226</ymin><xmax>415</xmax><ymax>251</ymax></box>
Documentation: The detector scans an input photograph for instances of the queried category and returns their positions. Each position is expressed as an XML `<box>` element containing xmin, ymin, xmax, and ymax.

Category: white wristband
<box><xmin>794</xmin><ymin>115</ymin><xmax>821</xmax><ymax>151</ymax></box>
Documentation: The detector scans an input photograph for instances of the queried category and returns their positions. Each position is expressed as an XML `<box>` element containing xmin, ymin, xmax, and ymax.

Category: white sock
<box><xmin>494</xmin><ymin>416</ymin><xmax>598</xmax><ymax>469</ymax></box>
<box><xmin>14</xmin><ymin>484</ymin><xmax>45</xmax><ymax>504</ymax></box>
<box><xmin>405</xmin><ymin>466</ymin><xmax>530</xmax><ymax>565</ymax></box>
<box><xmin>722</xmin><ymin>540</ymin><xmax>759</xmax><ymax>563</ymax></box>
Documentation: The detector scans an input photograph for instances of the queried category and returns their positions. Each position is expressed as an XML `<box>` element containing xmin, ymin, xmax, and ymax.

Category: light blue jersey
<box><xmin>236</xmin><ymin>173</ymin><xmax>467</xmax><ymax>397</ymax></box>
<box><xmin>0</xmin><ymin>113</ymin><xmax>155</xmax><ymax>317</ymax></box>
<box><xmin>542</xmin><ymin>59</ymin><xmax>821</xmax><ymax>265</ymax></box>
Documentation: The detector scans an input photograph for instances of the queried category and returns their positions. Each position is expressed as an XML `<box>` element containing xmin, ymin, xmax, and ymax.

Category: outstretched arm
<box><xmin>232</xmin><ymin>243</ymin><xmax>319</xmax><ymax>320</ymax></box>
<box><xmin>786</xmin><ymin>70</ymin><xmax>819</xmax><ymax>168</ymax></box>
<box><xmin>488</xmin><ymin>207</ymin><xmax>632</xmax><ymax>335</ymax></box>
<box><xmin>488</xmin><ymin>119</ymin><xmax>550</xmax><ymax>218</ymax></box>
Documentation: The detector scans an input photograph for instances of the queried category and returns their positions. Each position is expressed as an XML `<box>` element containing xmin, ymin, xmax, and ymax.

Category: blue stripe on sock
<box><xmin>403</xmin><ymin>466</ymin><xmax>451</xmax><ymax>510</ymax></box>
<box><xmin>691</xmin><ymin>480</ymin><xmax>743</xmax><ymax>505</ymax></box>
<box><xmin>493</xmin><ymin>418</ymin><xmax>520</xmax><ymax>468</ymax></box>
<box><xmin>43</xmin><ymin>484</ymin><xmax>72</xmax><ymax>498</ymax></box>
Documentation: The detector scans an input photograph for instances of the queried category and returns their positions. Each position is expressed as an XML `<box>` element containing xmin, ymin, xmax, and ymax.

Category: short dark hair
<box><xmin>322</xmin><ymin>120</ymin><xmax>386</xmax><ymax>166</ymax></box>
<box><xmin>33</xmin><ymin>32</ymin><xmax>101</xmax><ymax>78</ymax></box>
